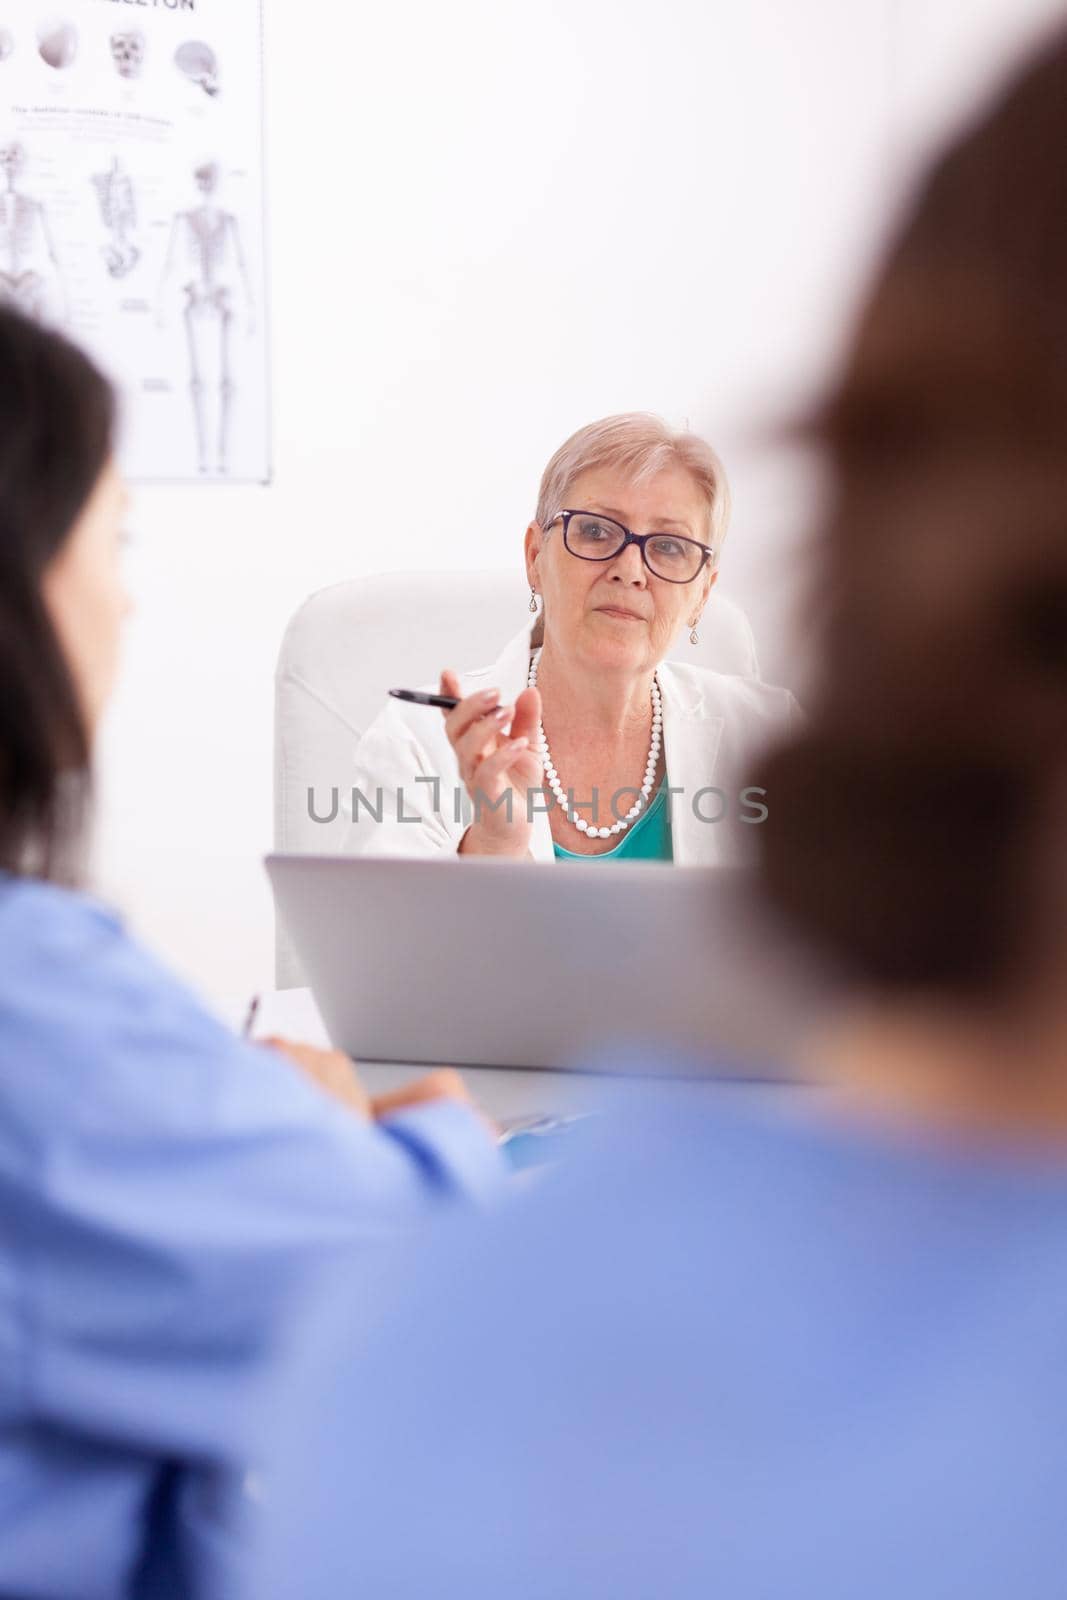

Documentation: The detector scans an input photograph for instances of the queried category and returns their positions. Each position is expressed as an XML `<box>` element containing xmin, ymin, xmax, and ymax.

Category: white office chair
<box><xmin>273</xmin><ymin>571</ymin><xmax>761</xmax><ymax>985</ymax></box>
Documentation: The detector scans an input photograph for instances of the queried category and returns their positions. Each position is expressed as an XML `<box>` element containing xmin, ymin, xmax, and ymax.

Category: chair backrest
<box><xmin>273</xmin><ymin>570</ymin><xmax>761</xmax><ymax>985</ymax></box>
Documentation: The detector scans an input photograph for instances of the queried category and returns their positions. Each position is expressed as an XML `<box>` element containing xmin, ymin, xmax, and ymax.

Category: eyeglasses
<box><xmin>548</xmin><ymin>510</ymin><xmax>714</xmax><ymax>585</ymax></box>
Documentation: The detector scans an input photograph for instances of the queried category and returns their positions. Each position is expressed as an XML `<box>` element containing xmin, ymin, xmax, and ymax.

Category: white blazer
<box><xmin>342</xmin><ymin>625</ymin><xmax>802</xmax><ymax>866</ymax></box>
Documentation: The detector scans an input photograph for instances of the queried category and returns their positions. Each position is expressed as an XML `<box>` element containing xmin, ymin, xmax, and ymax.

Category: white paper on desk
<box><xmin>249</xmin><ymin>987</ymin><xmax>331</xmax><ymax>1049</ymax></box>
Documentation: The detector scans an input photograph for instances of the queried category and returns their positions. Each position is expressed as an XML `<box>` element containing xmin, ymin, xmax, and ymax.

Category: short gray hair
<box><xmin>534</xmin><ymin>413</ymin><xmax>731</xmax><ymax>552</ymax></box>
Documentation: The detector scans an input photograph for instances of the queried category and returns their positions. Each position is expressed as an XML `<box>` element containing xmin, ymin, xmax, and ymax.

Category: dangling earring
<box><xmin>530</xmin><ymin>589</ymin><xmax>539</xmax><ymax>614</ymax></box>
<box><xmin>689</xmin><ymin>622</ymin><xmax>700</xmax><ymax>645</ymax></box>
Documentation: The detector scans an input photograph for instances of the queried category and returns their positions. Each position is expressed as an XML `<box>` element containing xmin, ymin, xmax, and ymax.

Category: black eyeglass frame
<box><xmin>548</xmin><ymin>509</ymin><xmax>715</xmax><ymax>585</ymax></box>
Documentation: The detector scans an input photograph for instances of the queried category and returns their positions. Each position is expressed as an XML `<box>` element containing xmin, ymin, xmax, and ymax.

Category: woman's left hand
<box><xmin>260</xmin><ymin>1036</ymin><xmax>372</xmax><ymax>1117</ymax></box>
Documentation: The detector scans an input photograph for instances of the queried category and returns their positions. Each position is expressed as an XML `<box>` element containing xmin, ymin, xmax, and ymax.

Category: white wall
<box><xmin>92</xmin><ymin>0</ymin><xmax>1064</xmax><ymax>1011</ymax></box>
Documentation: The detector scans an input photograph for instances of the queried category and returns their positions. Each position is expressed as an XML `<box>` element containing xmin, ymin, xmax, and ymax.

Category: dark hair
<box><xmin>758</xmin><ymin>28</ymin><xmax>1067</xmax><ymax>996</ymax></box>
<box><xmin>0</xmin><ymin>306</ymin><xmax>116</xmax><ymax>881</ymax></box>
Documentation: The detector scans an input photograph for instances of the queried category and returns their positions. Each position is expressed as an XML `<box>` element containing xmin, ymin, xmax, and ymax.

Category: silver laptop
<box><xmin>266</xmin><ymin>855</ymin><xmax>829</xmax><ymax>1077</ymax></box>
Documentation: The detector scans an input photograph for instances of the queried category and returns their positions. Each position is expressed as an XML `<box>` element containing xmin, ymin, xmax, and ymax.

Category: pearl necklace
<box><xmin>527</xmin><ymin>648</ymin><xmax>662</xmax><ymax>840</ymax></box>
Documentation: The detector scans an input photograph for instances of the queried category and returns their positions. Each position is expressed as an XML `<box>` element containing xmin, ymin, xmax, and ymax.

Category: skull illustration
<box><xmin>175</xmin><ymin>40</ymin><xmax>219</xmax><ymax>98</ymax></box>
<box><xmin>110</xmin><ymin>30</ymin><xmax>145</xmax><ymax>80</ymax></box>
<box><xmin>0</xmin><ymin>143</ymin><xmax>27</xmax><ymax>185</ymax></box>
<box><xmin>37</xmin><ymin>19</ymin><xmax>78</xmax><ymax>70</ymax></box>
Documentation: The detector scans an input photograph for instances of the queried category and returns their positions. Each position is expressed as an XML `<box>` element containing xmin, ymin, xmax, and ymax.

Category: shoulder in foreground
<box><xmin>0</xmin><ymin>873</ymin><xmax>123</xmax><ymax>976</ymax></box>
<box><xmin>0</xmin><ymin>871</ymin><xmax>218</xmax><ymax>1064</ymax></box>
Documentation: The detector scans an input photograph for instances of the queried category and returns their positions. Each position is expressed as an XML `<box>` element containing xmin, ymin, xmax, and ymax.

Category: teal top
<box><xmin>553</xmin><ymin>784</ymin><xmax>672</xmax><ymax>863</ymax></box>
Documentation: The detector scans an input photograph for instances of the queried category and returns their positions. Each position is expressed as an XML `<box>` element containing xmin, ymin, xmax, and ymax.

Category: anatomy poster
<box><xmin>0</xmin><ymin>2</ymin><xmax>270</xmax><ymax>482</ymax></box>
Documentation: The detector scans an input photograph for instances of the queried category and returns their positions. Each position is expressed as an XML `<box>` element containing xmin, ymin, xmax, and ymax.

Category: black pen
<box><xmin>241</xmin><ymin>994</ymin><xmax>261</xmax><ymax>1038</ymax></box>
<box><xmin>241</xmin><ymin>992</ymin><xmax>260</xmax><ymax>1043</ymax></box>
<box><xmin>389</xmin><ymin>688</ymin><xmax>464</xmax><ymax>711</ymax></box>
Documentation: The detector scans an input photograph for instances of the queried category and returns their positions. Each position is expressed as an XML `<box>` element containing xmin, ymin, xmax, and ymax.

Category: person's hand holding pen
<box><xmin>438</xmin><ymin>669</ymin><xmax>544</xmax><ymax>858</ymax></box>
<box><xmin>241</xmin><ymin>1004</ymin><xmax>492</xmax><ymax>1132</ymax></box>
<box><xmin>260</xmin><ymin>1036</ymin><xmax>483</xmax><ymax>1128</ymax></box>
<box><xmin>242</xmin><ymin>998</ymin><xmax>487</xmax><ymax>1127</ymax></box>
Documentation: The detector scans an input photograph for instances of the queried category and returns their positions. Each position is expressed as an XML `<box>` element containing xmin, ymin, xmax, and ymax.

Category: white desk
<box><xmin>243</xmin><ymin>987</ymin><xmax>802</xmax><ymax>1125</ymax></box>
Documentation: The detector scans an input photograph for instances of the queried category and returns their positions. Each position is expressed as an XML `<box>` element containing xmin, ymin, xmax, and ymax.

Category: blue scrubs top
<box><xmin>250</xmin><ymin>1086</ymin><xmax>1067</xmax><ymax>1599</ymax></box>
<box><xmin>0</xmin><ymin>871</ymin><xmax>502</xmax><ymax>1599</ymax></box>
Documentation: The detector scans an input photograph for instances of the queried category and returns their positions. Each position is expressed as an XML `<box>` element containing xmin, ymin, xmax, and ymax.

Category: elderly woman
<box><xmin>346</xmin><ymin>414</ymin><xmax>800</xmax><ymax>864</ymax></box>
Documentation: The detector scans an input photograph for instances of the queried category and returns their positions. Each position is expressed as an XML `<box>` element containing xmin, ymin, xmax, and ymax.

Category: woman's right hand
<box><xmin>440</xmin><ymin>670</ymin><xmax>544</xmax><ymax>858</ymax></box>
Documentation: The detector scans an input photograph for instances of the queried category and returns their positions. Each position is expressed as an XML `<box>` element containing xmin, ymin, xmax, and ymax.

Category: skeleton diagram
<box><xmin>157</xmin><ymin>162</ymin><xmax>254</xmax><ymax>476</ymax></box>
<box><xmin>92</xmin><ymin>157</ymin><xmax>140</xmax><ymax>278</ymax></box>
<box><xmin>0</xmin><ymin>143</ymin><xmax>67</xmax><ymax>322</ymax></box>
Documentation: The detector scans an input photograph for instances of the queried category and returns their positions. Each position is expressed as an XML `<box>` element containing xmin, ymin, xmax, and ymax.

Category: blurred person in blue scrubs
<box><xmin>247</xmin><ymin>27</ymin><xmax>1067</xmax><ymax>1600</ymax></box>
<box><xmin>0</xmin><ymin>305</ymin><xmax>501</xmax><ymax>1598</ymax></box>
